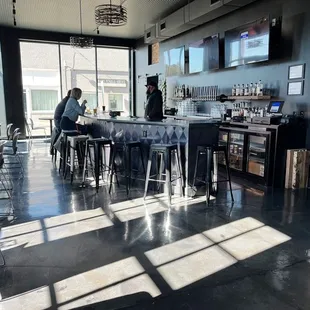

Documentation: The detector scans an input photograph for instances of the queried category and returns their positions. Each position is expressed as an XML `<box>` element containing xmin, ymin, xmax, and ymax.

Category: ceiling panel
<box><xmin>0</xmin><ymin>0</ymin><xmax>191</xmax><ymax>39</ymax></box>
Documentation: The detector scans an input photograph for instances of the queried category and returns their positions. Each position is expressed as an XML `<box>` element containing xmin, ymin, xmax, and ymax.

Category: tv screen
<box><xmin>189</xmin><ymin>34</ymin><xmax>220</xmax><ymax>74</ymax></box>
<box><xmin>225</xmin><ymin>17</ymin><xmax>270</xmax><ymax>68</ymax></box>
<box><xmin>164</xmin><ymin>46</ymin><xmax>185</xmax><ymax>76</ymax></box>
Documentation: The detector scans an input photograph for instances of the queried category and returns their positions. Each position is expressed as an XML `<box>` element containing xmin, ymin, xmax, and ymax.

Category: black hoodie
<box><xmin>144</xmin><ymin>89</ymin><xmax>164</xmax><ymax>121</ymax></box>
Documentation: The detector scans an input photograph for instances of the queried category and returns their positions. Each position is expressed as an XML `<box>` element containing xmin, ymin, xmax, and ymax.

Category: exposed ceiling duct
<box><xmin>144</xmin><ymin>0</ymin><xmax>259</xmax><ymax>44</ymax></box>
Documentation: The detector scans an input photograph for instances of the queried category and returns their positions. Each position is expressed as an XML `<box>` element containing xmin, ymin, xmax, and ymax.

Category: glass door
<box><xmin>229</xmin><ymin>132</ymin><xmax>244</xmax><ymax>171</ymax></box>
<box><xmin>247</xmin><ymin>135</ymin><xmax>267</xmax><ymax>177</ymax></box>
<box><xmin>218</xmin><ymin>130</ymin><xmax>228</xmax><ymax>165</ymax></box>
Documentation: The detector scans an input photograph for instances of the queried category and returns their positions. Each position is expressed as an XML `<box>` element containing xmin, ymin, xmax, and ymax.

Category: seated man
<box><xmin>54</xmin><ymin>90</ymin><xmax>71</xmax><ymax>131</ymax></box>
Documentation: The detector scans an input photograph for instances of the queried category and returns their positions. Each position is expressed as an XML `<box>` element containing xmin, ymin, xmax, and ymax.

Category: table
<box><xmin>39</xmin><ymin>117</ymin><xmax>54</xmax><ymax>136</ymax></box>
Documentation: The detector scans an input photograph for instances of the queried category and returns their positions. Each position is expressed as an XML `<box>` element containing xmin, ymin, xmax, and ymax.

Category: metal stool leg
<box><xmin>165</xmin><ymin>149</ymin><xmax>172</xmax><ymax>205</ymax></box>
<box><xmin>205</xmin><ymin>147</ymin><xmax>213</xmax><ymax>205</ymax></box>
<box><xmin>175</xmin><ymin>149</ymin><xmax>184</xmax><ymax>197</ymax></box>
<box><xmin>94</xmin><ymin>142</ymin><xmax>100</xmax><ymax>192</ymax></box>
<box><xmin>139</xmin><ymin>145</ymin><xmax>146</xmax><ymax>178</ymax></box>
<box><xmin>224</xmin><ymin>149</ymin><xmax>234</xmax><ymax>202</ymax></box>
<box><xmin>192</xmin><ymin>149</ymin><xmax>200</xmax><ymax>187</ymax></box>
<box><xmin>109</xmin><ymin>146</ymin><xmax>117</xmax><ymax>194</ymax></box>
<box><xmin>144</xmin><ymin>149</ymin><xmax>153</xmax><ymax>200</ymax></box>
<box><xmin>82</xmin><ymin>142</ymin><xmax>88</xmax><ymax>186</ymax></box>
<box><xmin>157</xmin><ymin>152</ymin><xmax>164</xmax><ymax>192</ymax></box>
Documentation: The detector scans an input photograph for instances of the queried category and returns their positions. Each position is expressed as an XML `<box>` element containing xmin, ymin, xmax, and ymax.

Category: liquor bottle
<box><xmin>258</xmin><ymin>80</ymin><xmax>263</xmax><ymax>96</ymax></box>
<box><xmin>254</xmin><ymin>83</ymin><xmax>258</xmax><ymax>96</ymax></box>
<box><xmin>182</xmin><ymin>85</ymin><xmax>186</xmax><ymax>98</ymax></box>
<box><xmin>244</xmin><ymin>84</ymin><xmax>249</xmax><ymax>96</ymax></box>
<box><xmin>236</xmin><ymin>84</ymin><xmax>240</xmax><ymax>96</ymax></box>
<box><xmin>249</xmin><ymin>83</ymin><xmax>253</xmax><ymax>96</ymax></box>
<box><xmin>256</xmin><ymin>81</ymin><xmax>260</xmax><ymax>97</ymax></box>
<box><xmin>232</xmin><ymin>84</ymin><xmax>236</xmax><ymax>96</ymax></box>
<box><xmin>240</xmin><ymin>84</ymin><xmax>245</xmax><ymax>96</ymax></box>
<box><xmin>186</xmin><ymin>86</ymin><xmax>190</xmax><ymax>98</ymax></box>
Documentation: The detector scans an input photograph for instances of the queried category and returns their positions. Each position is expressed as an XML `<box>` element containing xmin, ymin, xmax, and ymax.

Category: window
<box><xmin>82</xmin><ymin>92</ymin><xmax>97</xmax><ymax>110</ymax></box>
<box><xmin>19</xmin><ymin>41</ymin><xmax>131</xmax><ymax>137</ymax></box>
<box><xmin>31</xmin><ymin>90</ymin><xmax>58</xmax><ymax>111</ymax></box>
<box><xmin>97</xmin><ymin>47</ymin><xmax>130</xmax><ymax>116</ymax></box>
<box><xmin>60</xmin><ymin>45</ymin><xmax>96</xmax><ymax>109</ymax></box>
<box><xmin>20</xmin><ymin>41</ymin><xmax>61</xmax><ymax>136</ymax></box>
<box><xmin>108</xmin><ymin>94</ymin><xmax>123</xmax><ymax>111</ymax></box>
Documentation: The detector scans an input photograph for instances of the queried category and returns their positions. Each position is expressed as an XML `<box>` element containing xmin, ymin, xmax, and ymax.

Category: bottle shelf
<box><xmin>169</xmin><ymin>97</ymin><xmax>217</xmax><ymax>102</ymax></box>
<box><xmin>227</xmin><ymin>95</ymin><xmax>271</xmax><ymax>101</ymax></box>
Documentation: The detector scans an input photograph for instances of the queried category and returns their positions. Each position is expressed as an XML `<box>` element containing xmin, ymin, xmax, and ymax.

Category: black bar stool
<box><xmin>57</xmin><ymin>130</ymin><xmax>79</xmax><ymax>175</ymax></box>
<box><xmin>109</xmin><ymin>141</ymin><xmax>146</xmax><ymax>195</ymax></box>
<box><xmin>82</xmin><ymin>138</ymin><xmax>113</xmax><ymax>192</ymax></box>
<box><xmin>193</xmin><ymin>145</ymin><xmax>234</xmax><ymax>204</ymax></box>
<box><xmin>64</xmin><ymin>135</ymin><xmax>89</xmax><ymax>184</ymax></box>
<box><xmin>143</xmin><ymin>144</ymin><xmax>184</xmax><ymax>205</ymax></box>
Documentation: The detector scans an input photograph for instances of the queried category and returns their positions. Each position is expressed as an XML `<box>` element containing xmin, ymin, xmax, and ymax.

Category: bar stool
<box><xmin>64</xmin><ymin>135</ymin><xmax>89</xmax><ymax>184</ymax></box>
<box><xmin>193</xmin><ymin>145</ymin><xmax>234</xmax><ymax>204</ymax></box>
<box><xmin>82</xmin><ymin>138</ymin><xmax>113</xmax><ymax>192</ymax></box>
<box><xmin>57</xmin><ymin>130</ymin><xmax>79</xmax><ymax>175</ymax></box>
<box><xmin>143</xmin><ymin>144</ymin><xmax>184</xmax><ymax>205</ymax></box>
<box><xmin>109</xmin><ymin>141</ymin><xmax>146</xmax><ymax>195</ymax></box>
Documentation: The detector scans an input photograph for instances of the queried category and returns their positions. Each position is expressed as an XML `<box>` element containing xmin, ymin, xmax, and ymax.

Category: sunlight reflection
<box><xmin>220</xmin><ymin>225</ymin><xmax>291</xmax><ymax>260</ymax></box>
<box><xmin>55</xmin><ymin>257</ymin><xmax>160</xmax><ymax>309</ymax></box>
<box><xmin>0</xmin><ymin>209</ymin><xmax>113</xmax><ymax>250</ymax></box>
<box><xmin>145</xmin><ymin>234</ymin><xmax>214</xmax><ymax>267</ymax></box>
<box><xmin>0</xmin><ymin>220</ymin><xmax>41</xmax><ymax>239</ymax></box>
<box><xmin>145</xmin><ymin>217</ymin><xmax>291</xmax><ymax>290</ymax></box>
<box><xmin>0</xmin><ymin>286</ymin><xmax>51</xmax><ymax>310</ymax></box>
<box><xmin>203</xmin><ymin>217</ymin><xmax>264</xmax><ymax>243</ymax></box>
<box><xmin>111</xmin><ymin>194</ymin><xmax>207</xmax><ymax>222</ymax></box>
<box><xmin>157</xmin><ymin>245</ymin><xmax>237</xmax><ymax>290</ymax></box>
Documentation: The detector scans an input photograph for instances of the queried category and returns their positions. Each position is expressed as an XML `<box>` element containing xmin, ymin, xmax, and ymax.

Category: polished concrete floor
<box><xmin>0</xmin><ymin>141</ymin><xmax>310</xmax><ymax>310</ymax></box>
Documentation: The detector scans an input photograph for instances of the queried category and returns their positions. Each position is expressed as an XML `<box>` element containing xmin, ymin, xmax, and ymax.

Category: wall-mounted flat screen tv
<box><xmin>225</xmin><ymin>17</ymin><xmax>270</xmax><ymax>68</ymax></box>
<box><xmin>164</xmin><ymin>46</ymin><xmax>185</xmax><ymax>76</ymax></box>
<box><xmin>189</xmin><ymin>34</ymin><xmax>220</xmax><ymax>74</ymax></box>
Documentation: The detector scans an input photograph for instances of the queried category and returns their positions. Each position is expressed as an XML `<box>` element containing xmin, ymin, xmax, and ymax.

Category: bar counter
<box><xmin>81</xmin><ymin>115</ymin><xmax>220</xmax><ymax>193</ymax></box>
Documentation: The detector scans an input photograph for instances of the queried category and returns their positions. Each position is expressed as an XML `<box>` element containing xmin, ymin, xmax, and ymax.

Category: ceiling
<box><xmin>0</xmin><ymin>0</ymin><xmax>192</xmax><ymax>39</ymax></box>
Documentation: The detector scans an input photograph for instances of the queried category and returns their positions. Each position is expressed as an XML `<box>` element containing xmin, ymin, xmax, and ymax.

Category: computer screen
<box><xmin>267</xmin><ymin>101</ymin><xmax>284</xmax><ymax>114</ymax></box>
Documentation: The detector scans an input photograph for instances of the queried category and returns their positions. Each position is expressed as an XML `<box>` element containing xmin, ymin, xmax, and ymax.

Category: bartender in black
<box><xmin>144</xmin><ymin>81</ymin><xmax>164</xmax><ymax>121</ymax></box>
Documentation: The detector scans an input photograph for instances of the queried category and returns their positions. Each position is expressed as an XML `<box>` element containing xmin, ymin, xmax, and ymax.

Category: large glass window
<box><xmin>60</xmin><ymin>45</ymin><xmax>96</xmax><ymax>111</ymax></box>
<box><xmin>31</xmin><ymin>90</ymin><xmax>59</xmax><ymax>111</ymax></box>
<box><xmin>97</xmin><ymin>47</ymin><xmax>129</xmax><ymax>116</ymax></box>
<box><xmin>20</xmin><ymin>42</ymin><xmax>61</xmax><ymax>136</ymax></box>
<box><xmin>0</xmin><ymin>44</ymin><xmax>6</xmax><ymax>134</ymax></box>
<box><xmin>20</xmin><ymin>42</ymin><xmax>131</xmax><ymax>136</ymax></box>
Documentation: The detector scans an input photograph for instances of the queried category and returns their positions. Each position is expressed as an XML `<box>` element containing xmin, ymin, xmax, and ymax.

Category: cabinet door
<box><xmin>247</xmin><ymin>135</ymin><xmax>267</xmax><ymax>177</ymax></box>
<box><xmin>228</xmin><ymin>132</ymin><xmax>244</xmax><ymax>171</ymax></box>
<box><xmin>218</xmin><ymin>130</ymin><xmax>229</xmax><ymax>165</ymax></box>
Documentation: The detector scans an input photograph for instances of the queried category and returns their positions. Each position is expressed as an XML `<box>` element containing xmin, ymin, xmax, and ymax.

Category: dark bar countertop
<box><xmin>81</xmin><ymin>114</ymin><xmax>219</xmax><ymax>127</ymax></box>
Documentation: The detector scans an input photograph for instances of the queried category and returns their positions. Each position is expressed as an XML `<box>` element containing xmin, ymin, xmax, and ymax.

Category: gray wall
<box><xmin>135</xmin><ymin>0</ymin><xmax>310</xmax><ymax>143</ymax></box>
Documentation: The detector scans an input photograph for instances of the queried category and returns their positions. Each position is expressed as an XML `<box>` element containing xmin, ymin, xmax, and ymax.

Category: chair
<box><xmin>82</xmin><ymin>138</ymin><xmax>113</xmax><ymax>192</ymax></box>
<box><xmin>64</xmin><ymin>135</ymin><xmax>89</xmax><ymax>184</ymax></box>
<box><xmin>0</xmin><ymin>142</ymin><xmax>12</xmax><ymax>199</ymax></box>
<box><xmin>193</xmin><ymin>145</ymin><xmax>234</xmax><ymax>204</ymax></box>
<box><xmin>6</xmin><ymin>123</ymin><xmax>14</xmax><ymax>140</ymax></box>
<box><xmin>144</xmin><ymin>144</ymin><xmax>183</xmax><ymax>205</ymax></box>
<box><xmin>3</xmin><ymin>131</ymin><xmax>24</xmax><ymax>177</ymax></box>
<box><xmin>109</xmin><ymin>141</ymin><xmax>146</xmax><ymax>196</ymax></box>
<box><xmin>25</xmin><ymin>118</ymin><xmax>47</xmax><ymax>139</ymax></box>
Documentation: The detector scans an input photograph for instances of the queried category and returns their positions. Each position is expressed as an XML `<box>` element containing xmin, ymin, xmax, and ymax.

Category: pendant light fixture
<box><xmin>70</xmin><ymin>0</ymin><xmax>93</xmax><ymax>48</ymax></box>
<box><xmin>95</xmin><ymin>0</ymin><xmax>127</xmax><ymax>28</ymax></box>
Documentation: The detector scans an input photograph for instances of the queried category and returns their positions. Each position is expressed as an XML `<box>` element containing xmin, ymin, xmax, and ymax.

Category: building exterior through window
<box><xmin>20</xmin><ymin>42</ymin><xmax>130</xmax><ymax>136</ymax></box>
